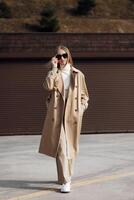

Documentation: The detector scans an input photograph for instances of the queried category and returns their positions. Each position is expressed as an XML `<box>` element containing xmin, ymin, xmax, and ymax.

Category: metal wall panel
<box><xmin>0</xmin><ymin>61</ymin><xmax>45</xmax><ymax>134</ymax></box>
<box><xmin>77</xmin><ymin>60</ymin><xmax>134</xmax><ymax>133</ymax></box>
<box><xmin>0</xmin><ymin>59</ymin><xmax>134</xmax><ymax>135</ymax></box>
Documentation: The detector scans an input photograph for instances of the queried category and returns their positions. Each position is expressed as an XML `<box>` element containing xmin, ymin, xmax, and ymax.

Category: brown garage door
<box><xmin>0</xmin><ymin>59</ymin><xmax>134</xmax><ymax>135</ymax></box>
<box><xmin>78</xmin><ymin>59</ymin><xmax>134</xmax><ymax>133</ymax></box>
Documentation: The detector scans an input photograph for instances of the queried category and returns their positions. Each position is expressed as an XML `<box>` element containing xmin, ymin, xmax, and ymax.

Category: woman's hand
<box><xmin>51</xmin><ymin>56</ymin><xmax>58</xmax><ymax>68</ymax></box>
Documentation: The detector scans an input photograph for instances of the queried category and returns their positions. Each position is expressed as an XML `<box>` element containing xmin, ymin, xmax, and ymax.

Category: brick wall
<box><xmin>0</xmin><ymin>33</ymin><xmax>134</xmax><ymax>59</ymax></box>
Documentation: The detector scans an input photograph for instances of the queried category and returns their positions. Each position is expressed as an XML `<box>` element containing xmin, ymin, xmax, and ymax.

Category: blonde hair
<box><xmin>56</xmin><ymin>45</ymin><xmax>73</xmax><ymax>66</ymax></box>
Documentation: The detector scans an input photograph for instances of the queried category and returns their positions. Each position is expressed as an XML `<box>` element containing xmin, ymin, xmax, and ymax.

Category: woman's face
<box><xmin>56</xmin><ymin>48</ymin><xmax>68</xmax><ymax>68</ymax></box>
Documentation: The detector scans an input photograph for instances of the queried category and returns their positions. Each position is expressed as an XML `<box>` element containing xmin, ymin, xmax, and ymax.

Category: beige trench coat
<box><xmin>39</xmin><ymin>65</ymin><xmax>89</xmax><ymax>159</ymax></box>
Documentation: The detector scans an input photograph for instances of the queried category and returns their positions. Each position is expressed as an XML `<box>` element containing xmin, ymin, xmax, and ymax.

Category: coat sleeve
<box><xmin>43</xmin><ymin>67</ymin><xmax>59</xmax><ymax>91</ymax></box>
<box><xmin>81</xmin><ymin>73</ymin><xmax>90</xmax><ymax>111</ymax></box>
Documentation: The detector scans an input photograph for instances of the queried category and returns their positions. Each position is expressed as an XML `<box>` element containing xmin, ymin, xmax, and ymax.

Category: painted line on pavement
<box><xmin>7</xmin><ymin>171</ymin><xmax>134</xmax><ymax>200</ymax></box>
<box><xmin>73</xmin><ymin>171</ymin><xmax>134</xmax><ymax>188</ymax></box>
<box><xmin>5</xmin><ymin>190</ymin><xmax>53</xmax><ymax>200</ymax></box>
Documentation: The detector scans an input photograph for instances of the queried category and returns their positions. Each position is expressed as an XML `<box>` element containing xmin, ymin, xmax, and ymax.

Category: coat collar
<box><xmin>71</xmin><ymin>66</ymin><xmax>79</xmax><ymax>73</ymax></box>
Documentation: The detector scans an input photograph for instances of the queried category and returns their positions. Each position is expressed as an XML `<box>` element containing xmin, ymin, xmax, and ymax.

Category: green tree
<box><xmin>128</xmin><ymin>0</ymin><xmax>134</xmax><ymax>18</ymax></box>
<box><xmin>0</xmin><ymin>1</ymin><xmax>12</xmax><ymax>18</ymax></box>
<box><xmin>76</xmin><ymin>0</ymin><xmax>96</xmax><ymax>15</ymax></box>
<box><xmin>39</xmin><ymin>2</ymin><xmax>60</xmax><ymax>32</ymax></box>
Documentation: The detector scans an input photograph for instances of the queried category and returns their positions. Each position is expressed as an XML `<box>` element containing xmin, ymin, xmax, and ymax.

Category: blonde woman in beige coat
<box><xmin>39</xmin><ymin>45</ymin><xmax>89</xmax><ymax>193</ymax></box>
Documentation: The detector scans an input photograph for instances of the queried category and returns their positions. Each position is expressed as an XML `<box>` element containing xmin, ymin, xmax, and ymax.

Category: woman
<box><xmin>39</xmin><ymin>45</ymin><xmax>89</xmax><ymax>193</ymax></box>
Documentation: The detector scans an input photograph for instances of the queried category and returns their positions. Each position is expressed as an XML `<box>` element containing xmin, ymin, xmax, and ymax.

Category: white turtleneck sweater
<box><xmin>60</xmin><ymin>63</ymin><xmax>71</xmax><ymax>100</ymax></box>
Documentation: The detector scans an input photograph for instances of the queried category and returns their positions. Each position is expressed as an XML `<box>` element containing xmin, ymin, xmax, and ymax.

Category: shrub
<box><xmin>38</xmin><ymin>2</ymin><xmax>60</xmax><ymax>32</ymax></box>
<box><xmin>0</xmin><ymin>1</ymin><xmax>12</xmax><ymax>18</ymax></box>
<box><xmin>76</xmin><ymin>0</ymin><xmax>96</xmax><ymax>15</ymax></box>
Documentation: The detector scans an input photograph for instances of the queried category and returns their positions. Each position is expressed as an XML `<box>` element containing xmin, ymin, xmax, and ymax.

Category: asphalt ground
<box><xmin>0</xmin><ymin>133</ymin><xmax>134</xmax><ymax>200</ymax></box>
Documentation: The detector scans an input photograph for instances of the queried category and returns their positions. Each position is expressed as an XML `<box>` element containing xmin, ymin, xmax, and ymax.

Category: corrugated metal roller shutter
<box><xmin>0</xmin><ymin>60</ymin><xmax>134</xmax><ymax>135</ymax></box>
<box><xmin>0</xmin><ymin>61</ymin><xmax>46</xmax><ymax>134</ymax></box>
<box><xmin>78</xmin><ymin>60</ymin><xmax>134</xmax><ymax>133</ymax></box>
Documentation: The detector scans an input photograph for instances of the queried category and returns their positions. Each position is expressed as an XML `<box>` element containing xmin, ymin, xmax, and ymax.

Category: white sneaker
<box><xmin>60</xmin><ymin>181</ymin><xmax>71</xmax><ymax>193</ymax></box>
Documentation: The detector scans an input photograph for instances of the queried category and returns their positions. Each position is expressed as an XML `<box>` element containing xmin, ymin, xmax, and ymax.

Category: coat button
<box><xmin>75</xmin><ymin>109</ymin><xmax>78</xmax><ymax>111</ymax></box>
<box><xmin>54</xmin><ymin>107</ymin><xmax>57</xmax><ymax>109</ymax></box>
<box><xmin>74</xmin><ymin>121</ymin><xmax>77</xmax><ymax>124</ymax></box>
<box><xmin>75</xmin><ymin>97</ymin><xmax>77</xmax><ymax>100</ymax></box>
<box><xmin>52</xmin><ymin>118</ymin><xmax>54</xmax><ymax>121</ymax></box>
<box><xmin>75</xmin><ymin>85</ymin><xmax>78</xmax><ymax>88</ymax></box>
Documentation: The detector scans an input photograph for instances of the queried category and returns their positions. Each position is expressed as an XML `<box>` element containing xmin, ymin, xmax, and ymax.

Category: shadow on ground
<box><xmin>0</xmin><ymin>180</ymin><xmax>60</xmax><ymax>192</ymax></box>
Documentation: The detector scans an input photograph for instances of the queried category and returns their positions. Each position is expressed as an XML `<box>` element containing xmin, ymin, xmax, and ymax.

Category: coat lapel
<box><xmin>71</xmin><ymin>66</ymin><xmax>79</xmax><ymax>89</ymax></box>
<box><xmin>67</xmin><ymin>66</ymin><xmax>78</xmax><ymax>101</ymax></box>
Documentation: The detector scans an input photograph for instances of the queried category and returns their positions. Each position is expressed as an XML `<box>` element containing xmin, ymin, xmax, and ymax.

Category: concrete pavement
<box><xmin>0</xmin><ymin>133</ymin><xmax>134</xmax><ymax>200</ymax></box>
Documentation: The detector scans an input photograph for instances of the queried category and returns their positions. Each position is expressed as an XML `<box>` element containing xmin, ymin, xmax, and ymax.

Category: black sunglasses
<box><xmin>56</xmin><ymin>53</ymin><xmax>68</xmax><ymax>60</ymax></box>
